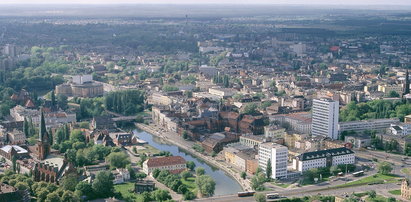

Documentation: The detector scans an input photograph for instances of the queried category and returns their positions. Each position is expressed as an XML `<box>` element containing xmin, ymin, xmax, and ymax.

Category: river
<box><xmin>133</xmin><ymin>129</ymin><xmax>243</xmax><ymax>196</ymax></box>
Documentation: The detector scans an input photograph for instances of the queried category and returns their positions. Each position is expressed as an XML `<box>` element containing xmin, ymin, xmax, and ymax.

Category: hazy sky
<box><xmin>1</xmin><ymin>0</ymin><xmax>411</xmax><ymax>5</ymax></box>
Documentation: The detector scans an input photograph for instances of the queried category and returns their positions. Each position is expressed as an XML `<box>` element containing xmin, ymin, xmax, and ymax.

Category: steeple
<box><xmin>39</xmin><ymin>111</ymin><xmax>47</xmax><ymax>142</ymax></box>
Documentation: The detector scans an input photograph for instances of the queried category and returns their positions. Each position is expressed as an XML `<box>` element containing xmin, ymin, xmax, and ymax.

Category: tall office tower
<box><xmin>312</xmin><ymin>98</ymin><xmax>339</xmax><ymax>139</ymax></box>
<box><xmin>258</xmin><ymin>142</ymin><xmax>288</xmax><ymax>179</ymax></box>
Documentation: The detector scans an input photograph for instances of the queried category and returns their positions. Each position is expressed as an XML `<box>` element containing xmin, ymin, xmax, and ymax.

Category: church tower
<box><xmin>36</xmin><ymin>112</ymin><xmax>50</xmax><ymax>160</ymax></box>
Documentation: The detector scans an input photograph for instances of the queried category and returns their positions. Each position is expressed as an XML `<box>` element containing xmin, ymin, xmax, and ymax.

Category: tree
<box><xmin>330</xmin><ymin>166</ymin><xmax>341</xmax><ymax>176</ymax></box>
<box><xmin>367</xmin><ymin>190</ymin><xmax>376</xmax><ymax>199</ymax></box>
<box><xmin>152</xmin><ymin>169</ymin><xmax>161</xmax><ymax>178</ymax></box>
<box><xmin>180</xmin><ymin>170</ymin><xmax>192</xmax><ymax>180</ymax></box>
<box><xmin>61</xmin><ymin>174</ymin><xmax>78</xmax><ymax>191</ymax></box>
<box><xmin>61</xmin><ymin>190</ymin><xmax>80</xmax><ymax>202</ymax></box>
<box><xmin>182</xmin><ymin>131</ymin><xmax>189</xmax><ymax>140</ymax></box>
<box><xmin>92</xmin><ymin>171</ymin><xmax>114</xmax><ymax>198</ymax></box>
<box><xmin>241</xmin><ymin>171</ymin><xmax>247</xmax><ymax>180</ymax></box>
<box><xmin>105</xmin><ymin>152</ymin><xmax>130</xmax><ymax>168</ymax></box>
<box><xmin>242</xmin><ymin>103</ymin><xmax>258</xmax><ymax>115</ymax></box>
<box><xmin>151</xmin><ymin>189</ymin><xmax>172</xmax><ymax>202</ymax></box>
<box><xmin>12</xmin><ymin>155</ymin><xmax>17</xmax><ymax>173</ymax></box>
<box><xmin>70</xmin><ymin>129</ymin><xmax>84</xmax><ymax>142</ymax></box>
<box><xmin>254</xmin><ymin>193</ymin><xmax>266</xmax><ymax>202</ymax></box>
<box><xmin>195</xmin><ymin>175</ymin><xmax>216</xmax><ymax>197</ymax></box>
<box><xmin>45</xmin><ymin>191</ymin><xmax>60</xmax><ymax>202</ymax></box>
<box><xmin>377</xmin><ymin>162</ymin><xmax>393</xmax><ymax>175</ymax></box>
<box><xmin>75</xmin><ymin>181</ymin><xmax>93</xmax><ymax>198</ymax></box>
<box><xmin>251</xmin><ymin>172</ymin><xmax>266</xmax><ymax>191</ymax></box>
<box><xmin>186</xmin><ymin>161</ymin><xmax>196</xmax><ymax>171</ymax></box>
<box><xmin>196</xmin><ymin>167</ymin><xmax>205</xmax><ymax>176</ymax></box>
<box><xmin>388</xmin><ymin>91</ymin><xmax>400</xmax><ymax>98</ymax></box>
<box><xmin>387</xmin><ymin>197</ymin><xmax>397</xmax><ymax>202</ymax></box>
<box><xmin>51</xmin><ymin>90</ymin><xmax>56</xmax><ymax>107</ymax></box>
<box><xmin>135</xmin><ymin>172</ymin><xmax>147</xmax><ymax>180</ymax></box>
<box><xmin>57</xmin><ymin>94</ymin><xmax>68</xmax><ymax>110</ymax></box>
<box><xmin>183</xmin><ymin>191</ymin><xmax>196</xmax><ymax>200</ymax></box>
<box><xmin>266</xmin><ymin>158</ymin><xmax>272</xmax><ymax>179</ymax></box>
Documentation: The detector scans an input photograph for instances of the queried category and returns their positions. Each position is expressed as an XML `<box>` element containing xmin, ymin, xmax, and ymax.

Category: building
<box><xmin>208</xmin><ymin>87</ymin><xmax>236</xmax><ymax>98</ymax></box>
<box><xmin>389</xmin><ymin>123</ymin><xmax>411</xmax><ymax>136</ymax></box>
<box><xmin>378</xmin><ymin>84</ymin><xmax>403</xmax><ymax>96</ymax></box>
<box><xmin>312</xmin><ymin>98</ymin><xmax>339</xmax><ymax>140</ymax></box>
<box><xmin>338</xmin><ymin>118</ymin><xmax>399</xmax><ymax>135</ymax></box>
<box><xmin>35</xmin><ymin>113</ymin><xmax>50</xmax><ymax>160</ymax></box>
<box><xmin>55</xmin><ymin>75</ymin><xmax>104</xmax><ymax>98</ymax></box>
<box><xmin>33</xmin><ymin>157</ymin><xmax>75</xmax><ymax>184</ymax></box>
<box><xmin>135</xmin><ymin>180</ymin><xmax>155</xmax><ymax>194</ymax></box>
<box><xmin>401</xmin><ymin>179</ymin><xmax>411</xmax><ymax>200</ymax></box>
<box><xmin>264</xmin><ymin>125</ymin><xmax>286</xmax><ymax>139</ymax></box>
<box><xmin>344</xmin><ymin>135</ymin><xmax>371</xmax><ymax>149</ymax></box>
<box><xmin>239</xmin><ymin>134</ymin><xmax>265</xmax><ymax>148</ymax></box>
<box><xmin>0</xmin><ymin>183</ymin><xmax>29</xmax><ymax>202</ymax></box>
<box><xmin>6</xmin><ymin>129</ymin><xmax>26</xmax><ymax>145</ymax></box>
<box><xmin>292</xmin><ymin>147</ymin><xmax>355</xmax><ymax>172</ymax></box>
<box><xmin>0</xmin><ymin>145</ymin><xmax>29</xmax><ymax>160</ymax></box>
<box><xmin>10</xmin><ymin>106</ymin><xmax>76</xmax><ymax>127</ymax></box>
<box><xmin>270</xmin><ymin>112</ymin><xmax>312</xmax><ymax>134</ymax></box>
<box><xmin>143</xmin><ymin>156</ymin><xmax>186</xmax><ymax>175</ymax></box>
<box><xmin>258</xmin><ymin>143</ymin><xmax>288</xmax><ymax>179</ymax></box>
<box><xmin>109</xmin><ymin>132</ymin><xmax>132</xmax><ymax>146</ymax></box>
<box><xmin>112</xmin><ymin>168</ymin><xmax>130</xmax><ymax>184</ymax></box>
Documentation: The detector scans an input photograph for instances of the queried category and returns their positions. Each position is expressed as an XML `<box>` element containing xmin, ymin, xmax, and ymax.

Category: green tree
<box><xmin>266</xmin><ymin>158</ymin><xmax>272</xmax><ymax>179</ymax></box>
<box><xmin>70</xmin><ymin>129</ymin><xmax>84</xmax><ymax>142</ymax></box>
<box><xmin>186</xmin><ymin>161</ymin><xmax>196</xmax><ymax>171</ymax></box>
<box><xmin>242</xmin><ymin>103</ymin><xmax>258</xmax><ymax>115</ymax></box>
<box><xmin>92</xmin><ymin>171</ymin><xmax>114</xmax><ymax>198</ymax></box>
<box><xmin>45</xmin><ymin>191</ymin><xmax>60</xmax><ymax>202</ymax></box>
<box><xmin>241</xmin><ymin>171</ymin><xmax>247</xmax><ymax>179</ymax></box>
<box><xmin>75</xmin><ymin>181</ymin><xmax>93</xmax><ymax>199</ymax></box>
<box><xmin>367</xmin><ymin>190</ymin><xmax>376</xmax><ymax>199</ymax></box>
<box><xmin>152</xmin><ymin>169</ymin><xmax>161</xmax><ymax>178</ymax></box>
<box><xmin>254</xmin><ymin>193</ymin><xmax>266</xmax><ymax>202</ymax></box>
<box><xmin>12</xmin><ymin>155</ymin><xmax>17</xmax><ymax>173</ymax></box>
<box><xmin>151</xmin><ymin>189</ymin><xmax>172</xmax><ymax>202</ymax></box>
<box><xmin>377</xmin><ymin>162</ymin><xmax>393</xmax><ymax>175</ymax></box>
<box><xmin>61</xmin><ymin>174</ymin><xmax>78</xmax><ymax>191</ymax></box>
<box><xmin>196</xmin><ymin>167</ymin><xmax>205</xmax><ymax>176</ymax></box>
<box><xmin>195</xmin><ymin>175</ymin><xmax>216</xmax><ymax>197</ymax></box>
<box><xmin>251</xmin><ymin>172</ymin><xmax>266</xmax><ymax>191</ymax></box>
<box><xmin>180</xmin><ymin>170</ymin><xmax>192</xmax><ymax>180</ymax></box>
<box><xmin>388</xmin><ymin>91</ymin><xmax>400</xmax><ymax>98</ymax></box>
<box><xmin>105</xmin><ymin>152</ymin><xmax>130</xmax><ymax>168</ymax></box>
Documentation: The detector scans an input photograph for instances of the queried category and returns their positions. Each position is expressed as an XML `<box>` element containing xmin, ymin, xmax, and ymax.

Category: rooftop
<box><xmin>298</xmin><ymin>147</ymin><xmax>354</xmax><ymax>161</ymax></box>
<box><xmin>146</xmin><ymin>156</ymin><xmax>186</xmax><ymax>168</ymax></box>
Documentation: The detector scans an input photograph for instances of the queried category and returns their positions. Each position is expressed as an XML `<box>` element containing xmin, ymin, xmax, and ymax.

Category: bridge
<box><xmin>105</xmin><ymin>110</ymin><xmax>150</xmax><ymax>122</ymax></box>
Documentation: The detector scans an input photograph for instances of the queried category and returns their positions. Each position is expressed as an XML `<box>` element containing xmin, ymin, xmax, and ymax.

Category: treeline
<box><xmin>105</xmin><ymin>90</ymin><xmax>145</xmax><ymax>116</ymax></box>
<box><xmin>340</xmin><ymin>100</ymin><xmax>411</xmax><ymax>122</ymax></box>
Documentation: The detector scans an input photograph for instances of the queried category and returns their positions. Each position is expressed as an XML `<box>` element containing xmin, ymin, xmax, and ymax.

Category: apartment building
<box><xmin>338</xmin><ymin>118</ymin><xmax>399</xmax><ymax>134</ymax></box>
<box><xmin>312</xmin><ymin>98</ymin><xmax>339</xmax><ymax>140</ymax></box>
<box><xmin>292</xmin><ymin>147</ymin><xmax>355</xmax><ymax>172</ymax></box>
<box><xmin>258</xmin><ymin>142</ymin><xmax>288</xmax><ymax>179</ymax></box>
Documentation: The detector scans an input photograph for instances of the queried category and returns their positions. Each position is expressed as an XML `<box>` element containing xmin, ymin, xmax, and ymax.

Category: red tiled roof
<box><xmin>146</xmin><ymin>156</ymin><xmax>186</xmax><ymax>168</ymax></box>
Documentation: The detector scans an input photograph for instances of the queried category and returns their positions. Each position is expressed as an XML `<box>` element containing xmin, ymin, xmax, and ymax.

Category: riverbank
<box><xmin>135</xmin><ymin>123</ymin><xmax>251</xmax><ymax>192</ymax></box>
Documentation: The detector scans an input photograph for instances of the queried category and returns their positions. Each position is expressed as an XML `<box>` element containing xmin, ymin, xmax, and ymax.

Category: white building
<box><xmin>258</xmin><ymin>143</ymin><xmax>288</xmax><ymax>179</ymax></box>
<box><xmin>143</xmin><ymin>156</ymin><xmax>187</xmax><ymax>175</ymax></box>
<box><xmin>389</xmin><ymin>123</ymin><xmax>411</xmax><ymax>136</ymax></box>
<box><xmin>208</xmin><ymin>87</ymin><xmax>236</xmax><ymax>98</ymax></box>
<box><xmin>270</xmin><ymin>112</ymin><xmax>312</xmax><ymax>134</ymax></box>
<box><xmin>312</xmin><ymin>98</ymin><xmax>339</xmax><ymax>139</ymax></box>
<box><xmin>338</xmin><ymin>118</ymin><xmax>399</xmax><ymax>134</ymax></box>
<box><xmin>292</xmin><ymin>147</ymin><xmax>355</xmax><ymax>172</ymax></box>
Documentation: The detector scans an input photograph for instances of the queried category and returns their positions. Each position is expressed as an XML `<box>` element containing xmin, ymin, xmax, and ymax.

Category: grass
<box><xmin>114</xmin><ymin>182</ymin><xmax>144</xmax><ymax>201</ymax></box>
<box><xmin>365</xmin><ymin>195</ymin><xmax>390</xmax><ymax>202</ymax></box>
<box><xmin>182</xmin><ymin>177</ymin><xmax>196</xmax><ymax>192</ymax></box>
<box><xmin>333</xmin><ymin>174</ymin><xmax>399</xmax><ymax>188</ymax></box>
<box><xmin>388</xmin><ymin>189</ymin><xmax>401</xmax><ymax>195</ymax></box>
<box><xmin>401</xmin><ymin>168</ymin><xmax>411</xmax><ymax>175</ymax></box>
<box><xmin>271</xmin><ymin>182</ymin><xmax>292</xmax><ymax>188</ymax></box>
<box><xmin>136</xmin><ymin>144</ymin><xmax>161</xmax><ymax>155</ymax></box>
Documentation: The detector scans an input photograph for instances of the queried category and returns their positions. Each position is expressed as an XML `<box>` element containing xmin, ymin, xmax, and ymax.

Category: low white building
<box><xmin>143</xmin><ymin>156</ymin><xmax>186</xmax><ymax>175</ymax></box>
<box><xmin>292</xmin><ymin>147</ymin><xmax>355</xmax><ymax>172</ymax></box>
<box><xmin>208</xmin><ymin>87</ymin><xmax>236</xmax><ymax>98</ymax></box>
<box><xmin>112</xmin><ymin>168</ymin><xmax>130</xmax><ymax>184</ymax></box>
<box><xmin>389</xmin><ymin>123</ymin><xmax>411</xmax><ymax>136</ymax></box>
<box><xmin>338</xmin><ymin>118</ymin><xmax>399</xmax><ymax>135</ymax></box>
<box><xmin>258</xmin><ymin>142</ymin><xmax>288</xmax><ymax>179</ymax></box>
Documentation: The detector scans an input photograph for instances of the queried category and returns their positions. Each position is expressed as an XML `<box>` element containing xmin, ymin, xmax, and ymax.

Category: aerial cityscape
<box><xmin>0</xmin><ymin>1</ymin><xmax>411</xmax><ymax>202</ymax></box>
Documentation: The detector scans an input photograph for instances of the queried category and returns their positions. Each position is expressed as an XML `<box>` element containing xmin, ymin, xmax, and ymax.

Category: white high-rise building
<box><xmin>258</xmin><ymin>142</ymin><xmax>288</xmax><ymax>179</ymax></box>
<box><xmin>312</xmin><ymin>98</ymin><xmax>339</xmax><ymax>139</ymax></box>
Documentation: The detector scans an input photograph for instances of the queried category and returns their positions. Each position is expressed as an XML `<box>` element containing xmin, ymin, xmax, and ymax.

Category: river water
<box><xmin>133</xmin><ymin>129</ymin><xmax>243</xmax><ymax>196</ymax></box>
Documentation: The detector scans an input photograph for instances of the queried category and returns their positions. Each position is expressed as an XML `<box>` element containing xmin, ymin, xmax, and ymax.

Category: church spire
<box><xmin>39</xmin><ymin>111</ymin><xmax>46</xmax><ymax>142</ymax></box>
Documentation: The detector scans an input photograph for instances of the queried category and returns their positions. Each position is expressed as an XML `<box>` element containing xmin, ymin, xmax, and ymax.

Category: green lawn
<box><xmin>271</xmin><ymin>182</ymin><xmax>292</xmax><ymax>188</ymax></box>
<box><xmin>114</xmin><ymin>182</ymin><xmax>144</xmax><ymax>201</ymax></box>
<box><xmin>182</xmin><ymin>177</ymin><xmax>196</xmax><ymax>192</ymax></box>
<box><xmin>401</xmin><ymin>168</ymin><xmax>411</xmax><ymax>175</ymax></box>
<box><xmin>136</xmin><ymin>145</ymin><xmax>161</xmax><ymax>155</ymax></box>
<box><xmin>388</xmin><ymin>190</ymin><xmax>401</xmax><ymax>195</ymax></box>
<box><xmin>365</xmin><ymin>195</ymin><xmax>390</xmax><ymax>202</ymax></box>
<box><xmin>333</xmin><ymin>174</ymin><xmax>399</xmax><ymax>188</ymax></box>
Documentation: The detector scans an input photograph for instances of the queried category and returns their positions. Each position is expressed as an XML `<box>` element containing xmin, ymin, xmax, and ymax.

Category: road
<box><xmin>195</xmin><ymin>183</ymin><xmax>399</xmax><ymax>201</ymax></box>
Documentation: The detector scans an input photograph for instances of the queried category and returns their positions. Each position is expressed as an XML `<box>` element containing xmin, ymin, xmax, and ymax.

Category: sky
<box><xmin>0</xmin><ymin>0</ymin><xmax>410</xmax><ymax>5</ymax></box>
